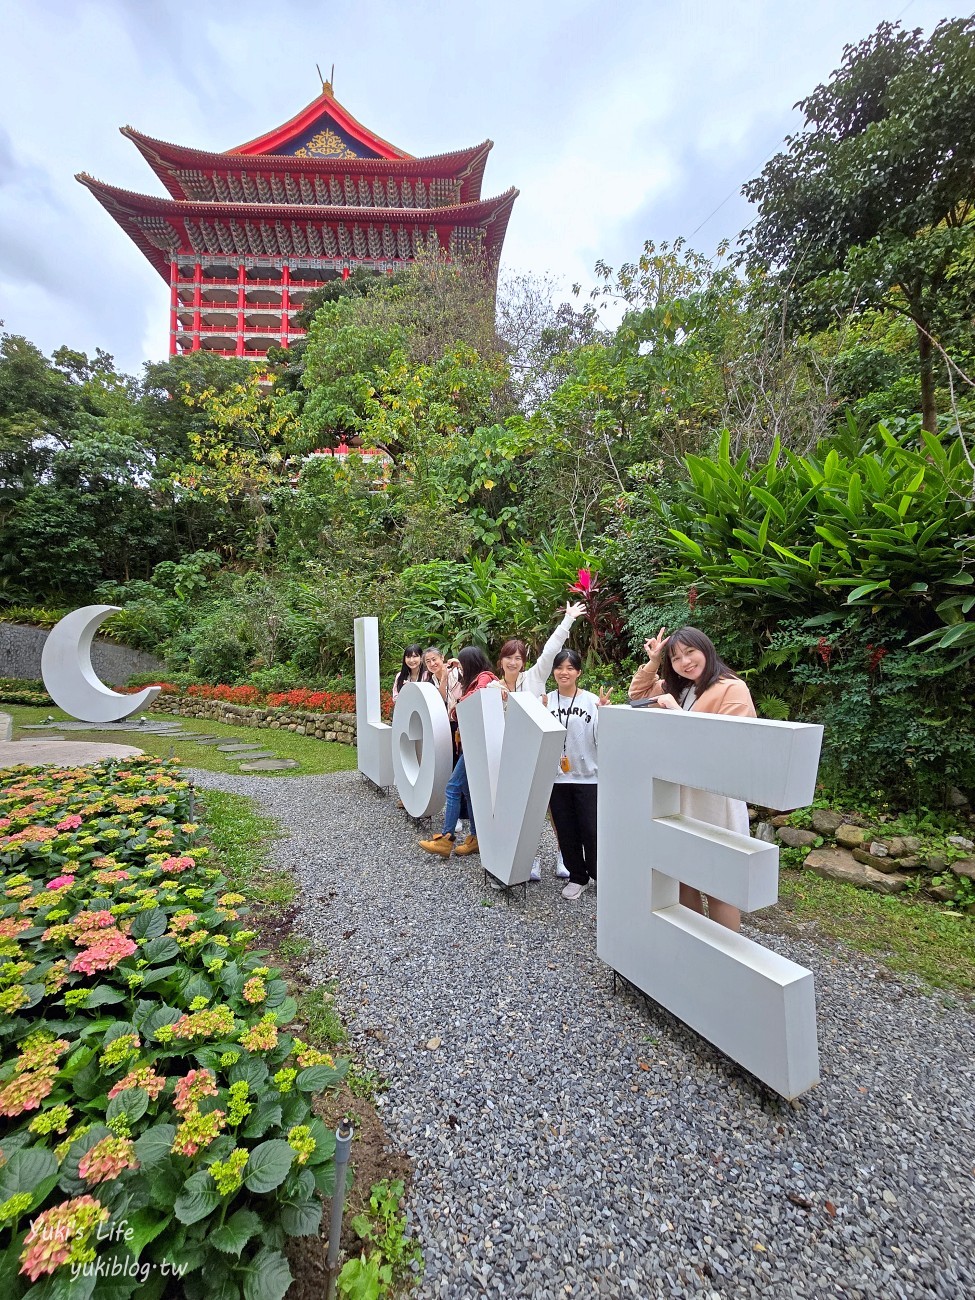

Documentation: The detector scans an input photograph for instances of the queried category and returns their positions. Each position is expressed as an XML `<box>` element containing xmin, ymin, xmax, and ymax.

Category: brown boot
<box><xmin>419</xmin><ymin>833</ymin><xmax>454</xmax><ymax>857</ymax></box>
<box><xmin>453</xmin><ymin>834</ymin><xmax>479</xmax><ymax>856</ymax></box>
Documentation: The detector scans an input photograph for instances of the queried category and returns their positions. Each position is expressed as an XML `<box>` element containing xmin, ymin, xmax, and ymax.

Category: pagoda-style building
<box><xmin>78</xmin><ymin>84</ymin><xmax>518</xmax><ymax>359</ymax></box>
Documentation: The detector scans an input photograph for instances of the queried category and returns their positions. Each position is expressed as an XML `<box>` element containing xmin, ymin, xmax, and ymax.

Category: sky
<box><xmin>0</xmin><ymin>0</ymin><xmax>965</xmax><ymax>376</ymax></box>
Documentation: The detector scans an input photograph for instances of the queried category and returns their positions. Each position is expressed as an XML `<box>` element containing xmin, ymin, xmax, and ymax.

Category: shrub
<box><xmin>0</xmin><ymin>679</ymin><xmax>53</xmax><ymax>707</ymax></box>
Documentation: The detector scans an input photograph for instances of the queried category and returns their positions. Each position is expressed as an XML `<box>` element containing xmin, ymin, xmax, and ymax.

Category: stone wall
<box><xmin>150</xmin><ymin>696</ymin><xmax>356</xmax><ymax>746</ymax></box>
<box><xmin>0</xmin><ymin>623</ymin><xmax>163</xmax><ymax>686</ymax></box>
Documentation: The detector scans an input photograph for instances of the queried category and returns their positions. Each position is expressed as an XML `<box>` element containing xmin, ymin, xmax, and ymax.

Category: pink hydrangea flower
<box><xmin>73</xmin><ymin>910</ymin><xmax>116</xmax><ymax>932</ymax></box>
<box><xmin>46</xmin><ymin>875</ymin><xmax>76</xmax><ymax>891</ymax></box>
<box><xmin>69</xmin><ymin>930</ymin><xmax>137</xmax><ymax>974</ymax></box>
<box><xmin>78</xmin><ymin>1136</ymin><xmax>139</xmax><ymax>1184</ymax></box>
<box><xmin>173</xmin><ymin>1069</ymin><xmax>219</xmax><ymax>1116</ymax></box>
<box><xmin>159</xmin><ymin>856</ymin><xmax>195</xmax><ymax>874</ymax></box>
<box><xmin>56</xmin><ymin>815</ymin><xmax>83</xmax><ymax>832</ymax></box>
<box><xmin>19</xmin><ymin>1195</ymin><xmax>109</xmax><ymax>1281</ymax></box>
<box><xmin>0</xmin><ymin>1068</ymin><xmax>56</xmax><ymax>1117</ymax></box>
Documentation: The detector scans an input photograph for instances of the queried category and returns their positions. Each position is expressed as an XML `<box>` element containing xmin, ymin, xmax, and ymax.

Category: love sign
<box><xmin>354</xmin><ymin>621</ymin><xmax>825</xmax><ymax>1098</ymax></box>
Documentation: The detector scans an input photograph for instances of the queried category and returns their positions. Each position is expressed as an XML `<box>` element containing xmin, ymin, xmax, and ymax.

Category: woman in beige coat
<box><xmin>628</xmin><ymin>626</ymin><xmax>756</xmax><ymax>932</ymax></box>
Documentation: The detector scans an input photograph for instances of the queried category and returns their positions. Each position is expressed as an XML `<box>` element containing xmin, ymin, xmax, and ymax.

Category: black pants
<box><xmin>549</xmin><ymin>783</ymin><xmax>597</xmax><ymax>885</ymax></box>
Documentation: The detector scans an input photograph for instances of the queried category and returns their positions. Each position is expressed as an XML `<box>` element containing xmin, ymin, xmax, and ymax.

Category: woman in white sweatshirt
<box><xmin>546</xmin><ymin>648</ymin><xmax>611</xmax><ymax>900</ymax></box>
<box><xmin>491</xmin><ymin>601</ymin><xmax>585</xmax><ymax>880</ymax></box>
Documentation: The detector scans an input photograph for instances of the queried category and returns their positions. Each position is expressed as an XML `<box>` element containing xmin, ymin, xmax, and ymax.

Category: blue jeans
<box><xmin>443</xmin><ymin>753</ymin><xmax>475</xmax><ymax>837</ymax></box>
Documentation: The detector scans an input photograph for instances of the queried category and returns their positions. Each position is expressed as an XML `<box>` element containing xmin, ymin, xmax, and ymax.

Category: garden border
<box><xmin>151</xmin><ymin>697</ymin><xmax>357</xmax><ymax>746</ymax></box>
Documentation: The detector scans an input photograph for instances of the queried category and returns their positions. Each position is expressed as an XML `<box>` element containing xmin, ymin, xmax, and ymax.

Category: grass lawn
<box><xmin>776</xmin><ymin>867</ymin><xmax>975</xmax><ymax>1000</ymax></box>
<box><xmin>3</xmin><ymin>703</ymin><xmax>359</xmax><ymax>777</ymax></box>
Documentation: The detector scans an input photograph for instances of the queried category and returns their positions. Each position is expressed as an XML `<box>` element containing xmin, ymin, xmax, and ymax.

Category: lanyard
<box><xmin>555</xmin><ymin>688</ymin><xmax>578</xmax><ymax>763</ymax></box>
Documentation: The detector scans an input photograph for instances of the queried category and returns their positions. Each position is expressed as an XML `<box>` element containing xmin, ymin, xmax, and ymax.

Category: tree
<box><xmin>742</xmin><ymin>17</ymin><xmax>975</xmax><ymax>432</ymax></box>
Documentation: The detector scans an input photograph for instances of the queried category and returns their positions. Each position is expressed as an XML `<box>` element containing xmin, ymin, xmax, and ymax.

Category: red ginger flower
<box><xmin>570</xmin><ymin>568</ymin><xmax>593</xmax><ymax>594</ymax></box>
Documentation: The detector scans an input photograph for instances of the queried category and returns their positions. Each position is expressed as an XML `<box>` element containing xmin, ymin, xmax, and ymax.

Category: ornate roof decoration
<box><xmin>76</xmin><ymin>174</ymin><xmax>519</xmax><ymax>279</ymax></box>
<box><xmin>231</xmin><ymin>85</ymin><xmax>409</xmax><ymax>160</ymax></box>
<box><xmin>118</xmin><ymin>129</ymin><xmax>493</xmax><ymax>206</ymax></box>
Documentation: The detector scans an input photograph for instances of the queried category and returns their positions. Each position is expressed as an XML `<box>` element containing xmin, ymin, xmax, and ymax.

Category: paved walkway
<box><xmin>193</xmin><ymin>768</ymin><xmax>975</xmax><ymax>1300</ymax></box>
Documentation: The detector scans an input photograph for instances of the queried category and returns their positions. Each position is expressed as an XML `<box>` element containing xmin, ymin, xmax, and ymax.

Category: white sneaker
<box><xmin>529</xmin><ymin>856</ymin><xmax>542</xmax><ymax>882</ymax></box>
<box><xmin>561</xmin><ymin>881</ymin><xmax>588</xmax><ymax>901</ymax></box>
<box><xmin>555</xmin><ymin>854</ymin><xmax>569</xmax><ymax>880</ymax></box>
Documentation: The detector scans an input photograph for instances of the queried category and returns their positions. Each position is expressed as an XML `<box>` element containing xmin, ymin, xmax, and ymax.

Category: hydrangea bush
<box><xmin>0</xmin><ymin>758</ymin><xmax>343</xmax><ymax>1300</ymax></box>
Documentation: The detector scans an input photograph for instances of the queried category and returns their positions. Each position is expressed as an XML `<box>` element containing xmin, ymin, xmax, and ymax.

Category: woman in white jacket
<box><xmin>491</xmin><ymin>601</ymin><xmax>585</xmax><ymax>880</ymax></box>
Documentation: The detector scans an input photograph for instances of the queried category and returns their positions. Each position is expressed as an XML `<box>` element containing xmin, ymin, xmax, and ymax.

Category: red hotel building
<box><xmin>78</xmin><ymin>82</ymin><xmax>518</xmax><ymax>360</ymax></box>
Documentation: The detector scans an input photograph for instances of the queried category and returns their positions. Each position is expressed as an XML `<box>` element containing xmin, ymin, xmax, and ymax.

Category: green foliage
<box><xmin>393</xmin><ymin>539</ymin><xmax>596</xmax><ymax>653</ymax></box>
<box><xmin>0</xmin><ymin>678</ymin><xmax>52</xmax><ymax>707</ymax></box>
<box><xmin>338</xmin><ymin>1180</ymin><xmax>423</xmax><ymax>1300</ymax></box>
<box><xmin>743</xmin><ymin>16</ymin><xmax>975</xmax><ymax>429</ymax></box>
<box><xmin>637</xmin><ymin>422</ymin><xmax>974</xmax><ymax>632</ymax></box>
<box><xmin>767</xmin><ymin>615</ymin><xmax>975</xmax><ymax>806</ymax></box>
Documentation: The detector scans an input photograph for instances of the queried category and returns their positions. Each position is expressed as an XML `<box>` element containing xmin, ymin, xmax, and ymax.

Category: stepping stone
<box><xmin>216</xmin><ymin>743</ymin><xmax>266</xmax><ymax>752</ymax></box>
<box><xmin>233</xmin><ymin>751</ymin><xmax>276</xmax><ymax>761</ymax></box>
<box><xmin>190</xmin><ymin>738</ymin><xmax>228</xmax><ymax>746</ymax></box>
<box><xmin>238</xmin><ymin>758</ymin><xmax>299</xmax><ymax>771</ymax></box>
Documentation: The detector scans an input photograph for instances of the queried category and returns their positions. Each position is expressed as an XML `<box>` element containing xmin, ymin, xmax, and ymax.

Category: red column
<box><xmin>281</xmin><ymin>264</ymin><xmax>290</xmax><ymax>348</ymax></box>
<box><xmin>236</xmin><ymin>264</ymin><xmax>246</xmax><ymax>357</ymax></box>
<box><xmin>192</xmin><ymin>263</ymin><xmax>202</xmax><ymax>352</ymax></box>
<box><xmin>169</xmin><ymin>261</ymin><xmax>178</xmax><ymax>356</ymax></box>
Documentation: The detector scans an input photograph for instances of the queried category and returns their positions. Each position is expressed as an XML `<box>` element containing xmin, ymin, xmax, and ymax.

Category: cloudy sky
<box><xmin>0</xmin><ymin>0</ymin><xmax>964</xmax><ymax>375</ymax></box>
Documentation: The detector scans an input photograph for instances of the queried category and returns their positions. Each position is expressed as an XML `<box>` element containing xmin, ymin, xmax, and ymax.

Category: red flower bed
<box><xmin>118</xmin><ymin>682</ymin><xmax>384</xmax><ymax>716</ymax></box>
<box><xmin>265</xmin><ymin>688</ymin><xmax>356</xmax><ymax>713</ymax></box>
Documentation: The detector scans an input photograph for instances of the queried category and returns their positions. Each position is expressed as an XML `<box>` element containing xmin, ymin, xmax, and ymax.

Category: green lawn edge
<box><xmin>776</xmin><ymin>867</ymin><xmax>975</xmax><ymax>1001</ymax></box>
<box><xmin>3</xmin><ymin>704</ymin><xmax>359</xmax><ymax>777</ymax></box>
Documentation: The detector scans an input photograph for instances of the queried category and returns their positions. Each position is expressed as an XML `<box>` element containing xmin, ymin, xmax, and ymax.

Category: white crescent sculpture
<box><xmin>41</xmin><ymin>605</ymin><xmax>161</xmax><ymax>723</ymax></box>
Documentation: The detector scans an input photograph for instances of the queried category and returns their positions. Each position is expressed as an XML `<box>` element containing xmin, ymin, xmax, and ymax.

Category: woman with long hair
<box><xmin>418</xmin><ymin>646</ymin><xmax>497</xmax><ymax>859</ymax></box>
<box><xmin>628</xmin><ymin>625</ymin><xmax>757</xmax><ymax>931</ymax></box>
<box><xmin>493</xmin><ymin>601</ymin><xmax>585</xmax><ymax>880</ymax></box>
<box><xmin>391</xmin><ymin>644</ymin><xmax>430</xmax><ymax>705</ymax></box>
<box><xmin>546</xmin><ymin>648</ymin><xmax>611</xmax><ymax>900</ymax></box>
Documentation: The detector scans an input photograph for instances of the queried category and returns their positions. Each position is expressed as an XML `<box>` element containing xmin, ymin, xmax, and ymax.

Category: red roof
<box><xmin>76</xmin><ymin>174</ymin><xmax>519</xmax><ymax>279</ymax></box>
<box><xmin>232</xmin><ymin>85</ymin><xmax>409</xmax><ymax>160</ymax></box>
<box><xmin>119</xmin><ymin>128</ymin><xmax>492</xmax><ymax>205</ymax></box>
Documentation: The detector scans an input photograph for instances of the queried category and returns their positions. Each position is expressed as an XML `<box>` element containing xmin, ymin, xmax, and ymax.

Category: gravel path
<box><xmin>194</xmin><ymin>768</ymin><xmax>975</xmax><ymax>1300</ymax></box>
